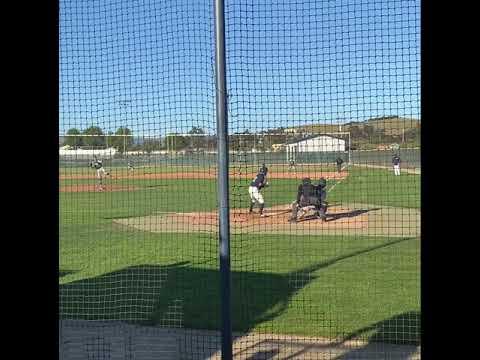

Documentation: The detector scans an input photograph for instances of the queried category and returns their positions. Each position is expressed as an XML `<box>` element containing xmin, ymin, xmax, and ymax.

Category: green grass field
<box><xmin>59</xmin><ymin>163</ymin><xmax>343</xmax><ymax>177</ymax></box>
<box><xmin>59</xmin><ymin>165</ymin><xmax>420</xmax><ymax>343</ymax></box>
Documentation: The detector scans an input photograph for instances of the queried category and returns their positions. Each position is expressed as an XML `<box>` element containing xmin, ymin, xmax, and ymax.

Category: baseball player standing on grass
<box><xmin>127</xmin><ymin>161</ymin><xmax>134</xmax><ymax>172</ymax></box>
<box><xmin>248</xmin><ymin>167</ymin><xmax>268</xmax><ymax>217</ymax></box>
<box><xmin>90</xmin><ymin>157</ymin><xmax>109</xmax><ymax>191</ymax></box>
<box><xmin>392</xmin><ymin>154</ymin><xmax>401</xmax><ymax>176</ymax></box>
<box><xmin>335</xmin><ymin>156</ymin><xmax>344</xmax><ymax>173</ymax></box>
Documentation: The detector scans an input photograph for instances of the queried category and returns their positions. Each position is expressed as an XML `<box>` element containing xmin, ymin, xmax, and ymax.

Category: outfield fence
<box><xmin>60</xmin><ymin>0</ymin><xmax>421</xmax><ymax>359</ymax></box>
<box><xmin>59</xmin><ymin>148</ymin><xmax>420</xmax><ymax>170</ymax></box>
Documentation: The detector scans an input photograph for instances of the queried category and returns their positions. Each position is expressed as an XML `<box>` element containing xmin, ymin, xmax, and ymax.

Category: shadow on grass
<box><xmin>296</xmin><ymin>208</ymin><xmax>380</xmax><ymax>223</ymax></box>
<box><xmin>60</xmin><ymin>237</ymin><xmax>416</xmax><ymax>357</ymax></box>
<box><xmin>246</xmin><ymin>349</ymin><xmax>280</xmax><ymax>360</ymax></box>
<box><xmin>326</xmin><ymin>208</ymin><xmax>381</xmax><ymax>222</ymax></box>
<box><xmin>242</xmin><ymin>312</ymin><xmax>420</xmax><ymax>360</ymax></box>
<box><xmin>342</xmin><ymin>311</ymin><xmax>421</xmax><ymax>346</ymax></box>
<box><xmin>331</xmin><ymin>311</ymin><xmax>421</xmax><ymax>360</ymax></box>
<box><xmin>60</xmin><ymin>261</ymin><xmax>292</xmax><ymax>331</ymax></box>
<box><xmin>59</xmin><ymin>270</ymin><xmax>77</xmax><ymax>278</ymax></box>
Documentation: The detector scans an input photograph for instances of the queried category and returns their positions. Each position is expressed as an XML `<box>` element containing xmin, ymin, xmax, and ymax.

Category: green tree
<box><xmin>64</xmin><ymin>128</ymin><xmax>83</xmax><ymax>147</ymax></box>
<box><xmin>82</xmin><ymin>126</ymin><xmax>105</xmax><ymax>147</ymax></box>
<box><xmin>143</xmin><ymin>139</ymin><xmax>162</xmax><ymax>153</ymax></box>
<box><xmin>188</xmin><ymin>127</ymin><xmax>205</xmax><ymax>150</ymax></box>
<box><xmin>348</xmin><ymin>125</ymin><xmax>363</xmax><ymax>139</ymax></box>
<box><xmin>111</xmin><ymin>127</ymin><xmax>134</xmax><ymax>152</ymax></box>
<box><xmin>363</xmin><ymin>124</ymin><xmax>375</xmax><ymax>139</ymax></box>
<box><xmin>188</xmin><ymin>126</ymin><xmax>205</xmax><ymax>135</ymax></box>
<box><xmin>404</xmin><ymin>127</ymin><xmax>420</xmax><ymax>145</ymax></box>
<box><xmin>166</xmin><ymin>133</ymin><xmax>188</xmax><ymax>151</ymax></box>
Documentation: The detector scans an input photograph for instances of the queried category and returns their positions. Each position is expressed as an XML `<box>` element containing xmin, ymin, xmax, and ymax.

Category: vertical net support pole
<box><xmin>348</xmin><ymin>132</ymin><xmax>351</xmax><ymax>166</ymax></box>
<box><xmin>214</xmin><ymin>0</ymin><xmax>232</xmax><ymax>359</ymax></box>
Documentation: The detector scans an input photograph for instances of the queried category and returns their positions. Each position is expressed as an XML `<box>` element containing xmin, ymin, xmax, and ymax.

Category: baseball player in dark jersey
<box><xmin>336</xmin><ymin>157</ymin><xmax>344</xmax><ymax>173</ymax></box>
<box><xmin>259</xmin><ymin>163</ymin><xmax>268</xmax><ymax>178</ymax></box>
<box><xmin>392</xmin><ymin>154</ymin><xmax>401</xmax><ymax>176</ymax></box>
<box><xmin>248</xmin><ymin>167</ymin><xmax>268</xmax><ymax>217</ymax></box>
<box><xmin>288</xmin><ymin>159</ymin><xmax>296</xmax><ymax>171</ymax></box>
<box><xmin>90</xmin><ymin>157</ymin><xmax>109</xmax><ymax>191</ymax></box>
<box><xmin>289</xmin><ymin>177</ymin><xmax>322</xmax><ymax>223</ymax></box>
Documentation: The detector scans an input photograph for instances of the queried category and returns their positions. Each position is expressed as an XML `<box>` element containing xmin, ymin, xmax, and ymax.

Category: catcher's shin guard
<box><xmin>289</xmin><ymin>202</ymin><xmax>299</xmax><ymax>222</ymax></box>
<box><xmin>319</xmin><ymin>203</ymin><xmax>327</xmax><ymax>221</ymax></box>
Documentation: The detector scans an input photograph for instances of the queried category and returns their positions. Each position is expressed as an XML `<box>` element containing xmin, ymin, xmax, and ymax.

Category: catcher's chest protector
<box><xmin>303</xmin><ymin>184</ymin><xmax>316</xmax><ymax>197</ymax></box>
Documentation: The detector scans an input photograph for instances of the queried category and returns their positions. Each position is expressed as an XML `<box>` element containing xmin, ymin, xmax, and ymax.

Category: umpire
<box><xmin>316</xmin><ymin>178</ymin><xmax>328</xmax><ymax>221</ymax></box>
<box><xmin>289</xmin><ymin>178</ymin><xmax>321</xmax><ymax>223</ymax></box>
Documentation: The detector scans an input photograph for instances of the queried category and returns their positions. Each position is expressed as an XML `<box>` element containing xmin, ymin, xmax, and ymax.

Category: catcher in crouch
<box><xmin>289</xmin><ymin>177</ymin><xmax>328</xmax><ymax>223</ymax></box>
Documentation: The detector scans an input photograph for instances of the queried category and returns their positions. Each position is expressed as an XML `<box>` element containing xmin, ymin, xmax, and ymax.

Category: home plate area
<box><xmin>113</xmin><ymin>203</ymin><xmax>400</xmax><ymax>237</ymax></box>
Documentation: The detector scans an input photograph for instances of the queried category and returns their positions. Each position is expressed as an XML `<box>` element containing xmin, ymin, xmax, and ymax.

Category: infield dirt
<box><xmin>114</xmin><ymin>203</ymin><xmax>420</xmax><ymax>237</ymax></box>
<box><xmin>60</xmin><ymin>184</ymin><xmax>141</xmax><ymax>192</ymax></box>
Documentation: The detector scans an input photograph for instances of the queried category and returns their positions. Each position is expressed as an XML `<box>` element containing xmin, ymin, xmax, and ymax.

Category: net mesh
<box><xmin>59</xmin><ymin>0</ymin><xmax>420</xmax><ymax>358</ymax></box>
<box><xmin>226</xmin><ymin>0</ymin><xmax>420</xmax><ymax>358</ymax></box>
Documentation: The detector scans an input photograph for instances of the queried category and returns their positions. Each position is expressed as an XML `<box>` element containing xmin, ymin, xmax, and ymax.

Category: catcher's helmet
<box><xmin>318</xmin><ymin>178</ymin><xmax>327</xmax><ymax>188</ymax></box>
<box><xmin>302</xmin><ymin>177</ymin><xmax>311</xmax><ymax>185</ymax></box>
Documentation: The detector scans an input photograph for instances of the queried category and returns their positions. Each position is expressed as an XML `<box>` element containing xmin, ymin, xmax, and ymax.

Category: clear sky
<box><xmin>60</xmin><ymin>0</ymin><xmax>420</xmax><ymax>136</ymax></box>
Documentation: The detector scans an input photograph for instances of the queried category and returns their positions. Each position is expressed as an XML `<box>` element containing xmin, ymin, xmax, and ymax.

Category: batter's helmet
<box><xmin>318</xmin><ymin>178</ymin><xmax>327</xmax><ymax>188</ymax></box>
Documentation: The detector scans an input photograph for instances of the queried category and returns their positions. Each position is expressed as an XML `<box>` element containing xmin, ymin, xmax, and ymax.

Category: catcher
<box><xmin>289</xmin><ymin>177</ymin><xmax>328</xmax><ymax>223</ymax></box>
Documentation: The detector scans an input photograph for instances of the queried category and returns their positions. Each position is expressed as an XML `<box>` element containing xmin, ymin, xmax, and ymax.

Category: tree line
<box><xmin>63</xmin><ymin>123</ymin><xmax>420</xmax><ymax>153</ymax></box>
<box><xmin>62</xmin><ymin>126</ymin><xmax>210</xmax><ymax>153</ymax></box>
<box><xmin>63</xmin><ymin>126</ymin><xmax>134</xmax><ymax>152</ymax></box>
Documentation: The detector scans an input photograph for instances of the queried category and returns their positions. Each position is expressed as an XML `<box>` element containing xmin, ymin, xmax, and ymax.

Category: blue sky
<box><xmin>60</xmin><ymin>0</ymin><xmax>420</xmax><ymax>136</ymax></box>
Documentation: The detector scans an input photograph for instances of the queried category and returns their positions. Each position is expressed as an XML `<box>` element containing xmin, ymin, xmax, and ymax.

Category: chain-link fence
<box><xmin>60</xmin><ymin>0</ymin><xmax>420</xmax><ymax>358</ymax></box>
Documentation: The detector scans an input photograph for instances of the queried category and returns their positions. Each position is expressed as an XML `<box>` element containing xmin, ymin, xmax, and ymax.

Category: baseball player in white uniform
<box><xmin>91</xmin><ymin>158</ymin><xmax>109</xmax><ymax>191</ymax></box>
<box><xmin>392</xmin><ymin>154</ymin><xmax>401</xmax><ymax>176</ymax></box>
<box><xmin>248</xmin><ymin>167</ymin><xmax>268</xmax><ymax>217</ymax></box>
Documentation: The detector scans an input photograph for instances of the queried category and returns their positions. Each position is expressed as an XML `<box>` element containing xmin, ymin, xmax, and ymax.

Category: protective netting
<box><xmin>226</xmin><ymin>0</ymin><xmax>420</xmax><ymax>358</ymax></box>
<box><xmin>60</xmin><ymin>0</ymin><xmax>219</xmax><ymax>358</ymax></box>
<box><xmin>59</xmin><ymin>0</ymin><xmax>420</xmax><ymax>359</ymax></box>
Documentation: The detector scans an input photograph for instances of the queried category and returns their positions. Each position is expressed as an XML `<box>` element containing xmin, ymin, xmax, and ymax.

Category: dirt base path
<box><xmin>352</xmin><ymin>163</ymin><xmax>421</xmax><ymax>175</ymax></box>
<box><xmin>60</xmin><ymin>184</ymin><xmax>140</xmax><ymax>193</ymax></box>
<box><xmin>114</xmin><ymin>203</ymin><xmax>420</xmax><ymax>237</ymax></box>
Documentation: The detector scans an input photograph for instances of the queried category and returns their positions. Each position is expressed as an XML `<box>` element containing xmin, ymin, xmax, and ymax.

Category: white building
<box><xmin>285</xmin><ymin>135</ymin><xmax>345</xmax><ymax>153</ymax></box>
<box><xmin>59</xmin><ymin>145</ymin><xmax>118</xmax><ymax>159</ymax></box>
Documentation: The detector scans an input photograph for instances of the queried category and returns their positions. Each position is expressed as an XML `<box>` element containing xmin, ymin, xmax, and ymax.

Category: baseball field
<box><xmin>59</xmin><ymin>163</ymin><xmax>420</xmax><ymax>346</ymax></box>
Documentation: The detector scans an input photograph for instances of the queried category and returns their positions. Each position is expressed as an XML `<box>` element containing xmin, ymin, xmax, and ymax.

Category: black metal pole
<box><xmin>214</xmin><ymin>0</ymin><xmax>232</xmax><ymax>359</ymax></box>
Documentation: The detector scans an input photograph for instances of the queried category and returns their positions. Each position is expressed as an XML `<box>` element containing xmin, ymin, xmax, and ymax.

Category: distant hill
<box><xmin>362</xmin><ymin>116</ymin><xmax>420</xmax><ymax>136</ymax></box>
<box><xmin>284</xmin><ymin>116</ymin><xmax>420</xmax><ymax>136</ymax></box>
<box><xmin>280</xmin><ymin>116</ymin><xmax>420</xmax><ymax>149</ymax></box>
